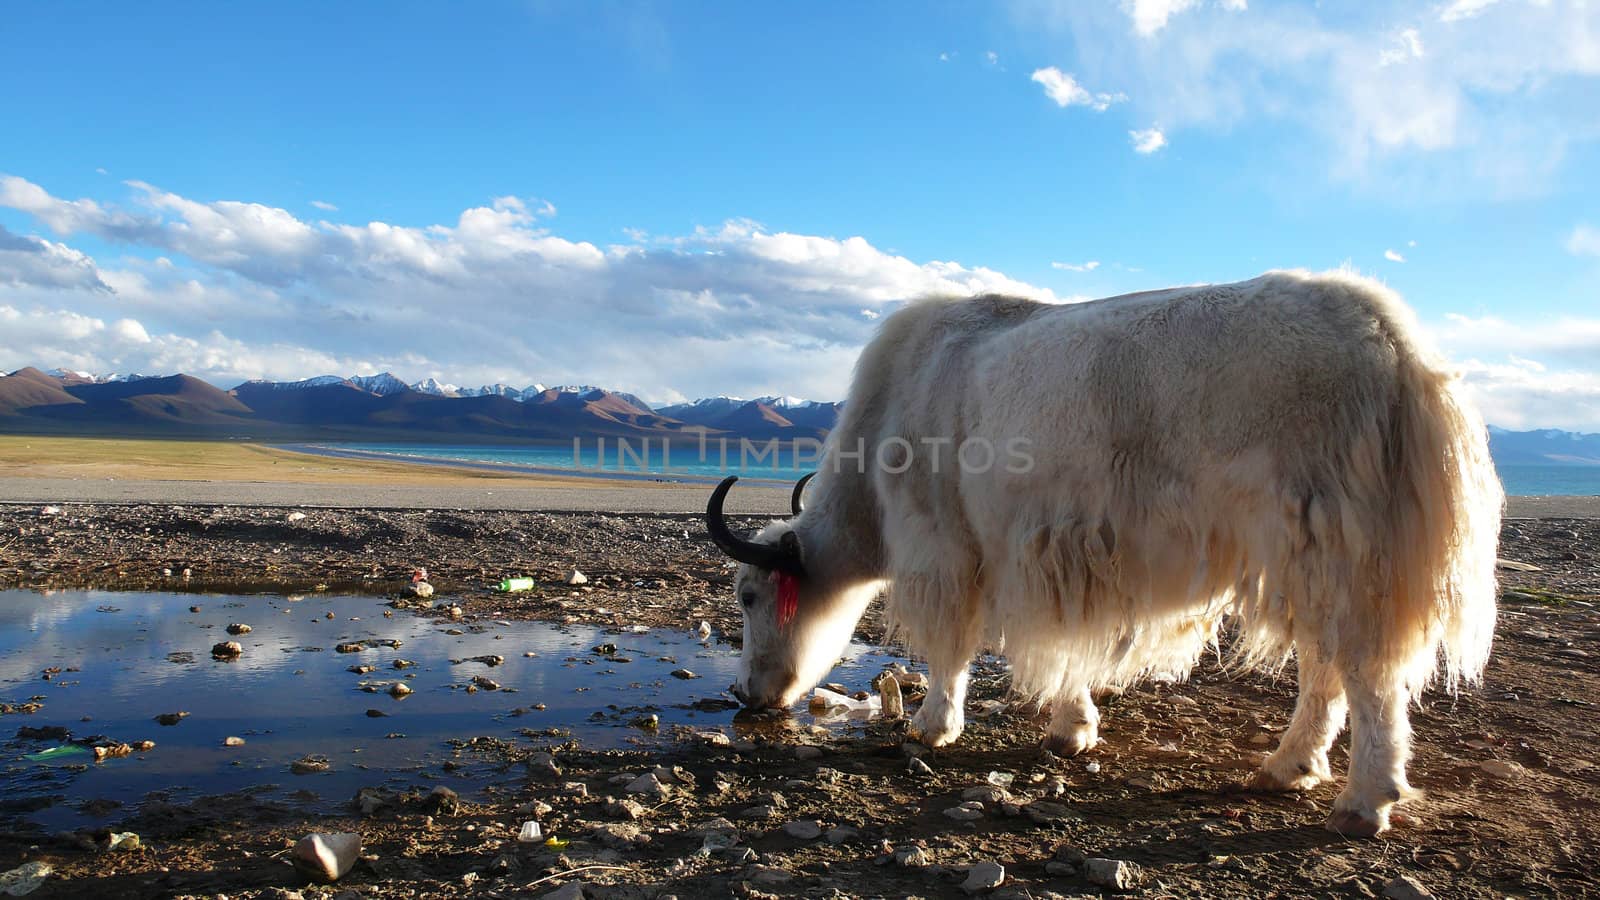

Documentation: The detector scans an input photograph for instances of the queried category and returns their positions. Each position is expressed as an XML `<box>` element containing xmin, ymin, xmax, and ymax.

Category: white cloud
<box><xmin>1568</xmin><ymin>224</ymin><xmax>1600</xmax><ymax>257</ymax></box>
<box><xmin>1051</xmin><ymin>260</ymin><xmax>1100</xmax><ymax>271</ymax></box>
<box><xmin>1123</xmin><ymin>0</ymin><xmax>1246</xmax><ymax>36</ymax></box>
<box><xmin>1438</xmin><ymin>0</ymin><xmax>1501</xmax><ymax>23</ymax></box>
<box><xmin>310</xmin><ymin>200</ymin><xmax>338</xmax><ymax>211</ymax></box>
<box><xmin>0</xmin><ymin>224</ymin><xmax>111</xmax><ymax>292</ymax></box>
<box><xmin>1127</xmin><ymin>0</ymin><xmax>1200</xmax><ymax>36</ymax></box>
<box><xmin>939</xmin><ymin>51</ymin><xmax>951</xmax><ymax>62</ymax></box>
<box><xmin>1384</xmin><ymin>248</ymin><xmax>1406</xmax><ymax>262</ymax></box>
<box><xmin>986</xmin><ymin>50</ymin><xmax>1000</xmax><ymax>65</ymax></box>
<box><xmin>1016</xmin><ymin>0</ymin><xmax>1600</xmax><ymax>194</ymax></box>
<box><xmin>1030</xmin><ymin>67</ymin><xmax>1125</xmax><ymax>111</ymax></box>
<box><xmin>1429</xmin><ymin>312</ymin><xmax>1600</xmax><ymax>431</ymax></box>
<box><xmin>1130</xmin><ymin>127</ymin><xmax>1167</xmax><ymax>153</ymax></box>
<box><xmin>1379</xmin><ymin>27</ymin><xmax>1425</xmax><ymax>66</ymax></box>
<box><xmin>0</xmin><ymin>175</ymin><xmax>1064</xmax><ymax>401</ymax></box>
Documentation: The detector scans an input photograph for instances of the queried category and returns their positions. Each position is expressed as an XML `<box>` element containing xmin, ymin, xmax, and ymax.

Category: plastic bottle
<box><xmin>497</xmin><ymin>577</ymin><xmax>536</xmax><ymax>592</ymax></box>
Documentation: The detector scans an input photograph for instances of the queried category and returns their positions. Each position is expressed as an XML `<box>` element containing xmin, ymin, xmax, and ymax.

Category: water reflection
<box><xmin>0</xmin><ymin>590</ymin><xmax>901</xmax><ymax>829</ymax></box>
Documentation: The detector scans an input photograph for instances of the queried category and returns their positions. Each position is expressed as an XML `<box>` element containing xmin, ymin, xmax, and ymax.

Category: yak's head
<box><xmin>707</xmin><ymin>474</ymin><xmax>864</xmax><ymax>710</ymax></box>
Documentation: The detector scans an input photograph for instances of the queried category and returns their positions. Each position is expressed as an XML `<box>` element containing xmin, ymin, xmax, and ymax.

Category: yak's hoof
<box><xmin>1042</xmin><ymin>727</ymin><xmax>1097</xmax><ymax>757</ymax></box>
<box><xmin>908</xmin><ymin>706</ymin><xmax>963</xmax><ymax>749</ymax></box>
<box><xmin>1325</xmin><ymin>808</ymin><xmax>1388</xmax><ymax>838</ymax></box>
<box><xmin>1246</xmin><ymin>755</ymin><xmax>1328</xmax><ymax>793</ymax></box>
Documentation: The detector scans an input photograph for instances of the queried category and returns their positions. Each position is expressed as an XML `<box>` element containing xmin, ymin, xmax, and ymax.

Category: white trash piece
<box><xmin>808</xmin><ymin>686</ymin><xmax>881</xmax><ymax>721</ymax></box>
<box><xmin>517</xmin><ymin>820</ymin><xmax>544</xmax><ymax>843</ymax></box>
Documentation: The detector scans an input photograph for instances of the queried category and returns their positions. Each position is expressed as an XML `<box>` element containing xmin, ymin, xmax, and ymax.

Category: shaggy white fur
<box><xmin>720</xmin><ymin>269</ymin><xmax>1502</xmax><ymax>838</ymax></box>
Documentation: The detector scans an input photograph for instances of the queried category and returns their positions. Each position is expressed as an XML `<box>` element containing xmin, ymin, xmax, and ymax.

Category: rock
<box><xmin>944</xmin><ymin>801</ymin><xmax>985</xmax><ymax>821</ymax></box>
<box><xmin>670</xmin><ymin>669</ymin><xmax>699</xmax><ymax>679</ymax></box>
<box><xmin>607</xmin><ymin>798</ymin><xmax>647</xmax><ymax>820</ymax></box>
<box><xmin>874</xmin><ymin>671</ymin><xmax>905</xmax><ymax>719</ymax></box>
<box><xmin>292</xmin><ymin>832</ymin><xmax>361</xmax><ymax>883</ymax></box>
<box><xmin>826</xmin><ymin>825</ymin><xmax>859</xmax><ymax>843</ymax></box>
<box><xmin>291</xmin><ymin>755</ymin><xmax>331</xmax><ymax>774</ymax></box>
<box><xmin>896</xmin><ymin>846</ymin><xmax>932</xmax><ymax>867</ymax></box>
<box><xmin>388</xmin><ymin>682</ymin><xmax>413</xmax><ymax>698</ymax></box>
<box><xmin>223</xmin><ymin>736</ymin><xmax>246</xmax><ymax>747</ymax></box>
<box><xmin>424</xmin><ymin>785</ymin><xmax>460</xmax><ymax>815</ymax></box>
<box><xmin>783</xmin><ymin>819</ymin><xmax>823</xmax><ymax>839</ymax></box>
<box><xmin>353</xmin><ymin>787</ymin><xmax>391</xmax><ymax>816</ymax></box>
<box><xmin>39</xmin><ymin>505</ymin><xmax>61</xmax><ymax>516</ymax></box>
<box><xmin>739</xmin><ymin>804</ymin><xmax>776</xmax><ymax>821</ymax></box>
<box><xmin>1084</xmin><ymin>858</ymin><xmax>1144</xmax><ymax>891</ymax></box>
<box><xmin>962</xmin><ymin>860</ymin><xmax>1005</xmax><ymax>894</ymax></box>
<box><xmin>392</xmin><ymin>659</ymin><xmax>415</xmax><ymax>669</ymax></box>
<box><xmin>471</xmin><ymin>675</ymin><xmax>501</xmax><ymax>691</ymax></box>
<box><xmin>528</xmin><ymin>752</ymin><xmax>562</xmax><ymax>777</ymax></box>
<box><xmin>1024</xmin><ymin>801</ymin><xmax>1083</xmax><ymax>823</ymax></box>
<box><xmin>405</xmin><ymin>581</ymin><xmax>435</xmax><ymax>599</ymax></box>
<box><xmin>286</xmin><ymin>511</ymin><xmax>307</xmax><ymax>522</ymax></box>
<box><xmin>567</xmin><ymin>569</ymin><xmax>589</xmax><ymax>585</ymax></box>
<box><xmin>226</xmin><ymin>623</ymin><xmax>252</xmax><ymax>635</ymax></box>
<box><xmin>1479</xmin><ymin>759</ymin><xmax>1526</xmax><ymax>778</ymax></box>
<box><xmin>1382</xmin><ymin>875</ymin><xmax>1435</xmax><ymax>900</ymax></box>
<box><xmin>211</xmin><ymin>641</ymin><xmax>243</xmax><ymax>658</ymax></box>
<box><xmin>1495</xmin><ymin>558</ymin><xmax>1542</xmax><ymax>572</ymax></box>
<box><xmin>154</xmin><ymin>711</ymin><xmax>190</xmax><ymax>726</ymax></box>
<box><xmin>907</xmin><ymin>757</ymin><xmax>934</xmax><ymax>777</ymax></box>
<box><xmin>697</xmin><ymin>731</ymin><xmax>732</xmax><ymax>747</ymax></box>
<box><xmin>335</xmin><ymin>642</ymin><xmax>365</xmax><ymax>653</ymax></box>
<box><xmin>541</xmin><ymin>883</ymin><xmax>585</xmax><ymax>900</ymax></box>
<box><xmin>447</xmin><ymin>605</ymin><xmax>464</xmax><ymax>619</ymax></box>
<box><xmin>632</xmin><ymin>713</ymin><xmax>660</xmax><ymax>730</ymax></box>
<box><xmin>348</xmin><ymin>664</ymin><xmax>375</xmax><ymax>674</ymax></box>
<box><xmin>963</xmin><ymin>785</ymin><xmax>1009</xmax><ymax>803</ymax></box>
<box><xmin>625</xmin><ymin>773</ymin><xmax>668</xmax><ymax>797</ymax></box>
<box><xmin>794</xmin><ymin>744</ymin><xmax>823</xmax><ymax>760</ymax></box>
<box><xmin>696</xmin><ymin>620</ymin><xmax>712</xmax><ymax>639</ymax></box>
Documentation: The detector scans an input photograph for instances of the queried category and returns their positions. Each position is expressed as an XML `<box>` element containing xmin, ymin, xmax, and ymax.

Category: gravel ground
<box><xmin>0</xmin><ymin>501</ymin><xmax>1597</xmax><ymax>899</ymax></box>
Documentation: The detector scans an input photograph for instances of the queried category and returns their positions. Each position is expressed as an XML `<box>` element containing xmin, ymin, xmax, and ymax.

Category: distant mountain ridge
<box><xmin>4</xmin><ymin>366</ymin><xmax>1596</xmax><ymax>467</ymax></box>
<box><xmin>0</xmin><ymin>367</ymin><xmax>838</xmax><ymax>443</ymax></box>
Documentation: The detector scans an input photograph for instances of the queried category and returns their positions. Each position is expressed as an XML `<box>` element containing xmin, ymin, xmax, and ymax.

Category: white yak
<box><xmin>705</xmin><ymin>270</ymin><xmax>1502</xmax><ymax>837</ymax></box>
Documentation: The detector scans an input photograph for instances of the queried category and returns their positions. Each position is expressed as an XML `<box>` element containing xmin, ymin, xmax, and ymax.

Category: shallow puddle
<box><xmin>0</xmin><ymin>590</ymin><xmax>901</xmax><ymax>829</ymax></box>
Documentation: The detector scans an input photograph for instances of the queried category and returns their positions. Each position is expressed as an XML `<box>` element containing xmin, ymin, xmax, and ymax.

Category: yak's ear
<box><xmin>778</xmin><ymin>530</ymin><xmax>804</xmax><ymax>567</ymax></box>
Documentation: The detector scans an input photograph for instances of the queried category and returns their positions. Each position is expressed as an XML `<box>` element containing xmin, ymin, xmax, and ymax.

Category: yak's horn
<box><xmin>706</xmin><ymin>476</ymin><xmax>805</xmax><ymax>575</ymax></box>
<box><xmin>790</xmin><ymin>472</ymin><xmax>815</xmax><ymax>516</ymax></box>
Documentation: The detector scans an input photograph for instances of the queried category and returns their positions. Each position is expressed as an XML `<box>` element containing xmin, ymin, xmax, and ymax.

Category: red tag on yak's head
<box><xmin>770</xmin><ymin>570</ymin><xmax>800</xmax><ymax>629</ymax></box>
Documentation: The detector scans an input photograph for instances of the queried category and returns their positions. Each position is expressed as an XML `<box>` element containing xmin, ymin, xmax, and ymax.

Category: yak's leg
<box><xmin>1326</xmin><ymin>664</ymin><xmax>1413</xmax><ymax>838</ymax></box>
<box><xmin>1248</xmin><ymin>646</ymin><xmax>1346</xmax><ymax>792</ymax></box>
<box><xmin>907</xmin><ymin>609</ymin><xmax>981</xmax><ymax>749</ymax></box>
<box><xmin>1043</xmin><ymin>686</ymin><xmax>1099</xmax><ymax>756</ymax></box>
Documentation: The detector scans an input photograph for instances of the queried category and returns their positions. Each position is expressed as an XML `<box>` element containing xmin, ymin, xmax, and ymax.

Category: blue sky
<box><xmin>2</xmin><ymin>1</ymin><xmax>1598</xmax><ymax>428</ymax></box>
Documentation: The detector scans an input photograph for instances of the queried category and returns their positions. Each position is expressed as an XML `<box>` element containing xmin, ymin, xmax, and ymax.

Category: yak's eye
<box><xmin>739</xmin><ymin>590</ymin><xmax>758</xmax><ymax>608</ymax></box>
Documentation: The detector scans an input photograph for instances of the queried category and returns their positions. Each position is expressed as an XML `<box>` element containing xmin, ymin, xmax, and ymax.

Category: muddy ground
<box><xmin>0</xmin><ymin>502</ymin><xmax>1597</xmax><ymax>898</ymax></box>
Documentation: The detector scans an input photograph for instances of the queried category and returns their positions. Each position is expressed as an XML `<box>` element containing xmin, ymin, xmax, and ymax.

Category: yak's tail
<box><xmin>1382</xmin><ymin>311</ymin><xmax>1504</xmax><ymax>693</ymax></box>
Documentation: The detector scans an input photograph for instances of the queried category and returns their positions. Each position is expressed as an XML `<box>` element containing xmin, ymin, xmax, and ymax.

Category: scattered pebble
<box><xmin>961</xmin><ymin>860</ymin><xmax>1005</xmax><ymax>894</ymax></box>
<box><xmin>225</xmin><ymin>623</ymin><xmax>252</xmax><ymax>635</ymax></box>
<box><xmin>783</xmin><ymin>819</ymin><xmax>823</xmax><ymax>839</ymax></box>
<box><xmin>211</xmin><ymin>641</ymin><xmax>243</xmax><ymax>658</ymax></box>
<box><xmin>1382</xmin><ymin>875</ymin><xmax>1436</xmax><ymax>900</ymax></box>
<box><xmin>1084</xmin><ymin>858</ymin><xmax>1144</xmax><ymax>891</ymax></box>
<box><xmin>292</xmin><ymin>832</ymin><xmax>360</xmax><ymax>883</ymax></box>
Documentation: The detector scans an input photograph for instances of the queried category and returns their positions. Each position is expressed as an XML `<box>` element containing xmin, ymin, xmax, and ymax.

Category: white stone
<box><xmin>962</xmin><ymin>860</ymin><xmax>1005</xmax><ymax>893</ymax></box>
<box><xmin>567</xmin><ymin>569</ymin><xmax>589</xmax><ymax>585</ymax></box>
<box><xmin>292</xmin><ymin>832</ymin><xmax>361</xmax><ymax>883</ymax></box>
<box><xmin>943</xmin><ymin>801</ymin><xmax>985</xmax><ymax>821</ymax></box>
<box><xmin>541</xmin><ymin>883</ymin><xmax>586</xmax><ymax>900</ymax></box>
<box><xmin>1084</xmin><ymin>858</ymin><xmax>1144</xmax><ymax>891</ymax></box>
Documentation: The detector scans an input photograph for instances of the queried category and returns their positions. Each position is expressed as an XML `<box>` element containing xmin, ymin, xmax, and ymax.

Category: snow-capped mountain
<box><xmin>238</xmin><ymin>375</ymin><xmax>349</xmax><ymax>391</ymax></box>
<box><xmin>410</xmin><ymin>377</ymin><xmax>461</xmax><ymax>397</ymax></box>
<box><xmin>348</xmin><ymin>373</ymin><xmax>410</xmax><ymax>396</ymax></box>
<box><xmin>42</xmin><ymin>368</ymin><xmax>158</xmax><ymax>385</ymax></box>
<box><xmin>458</xmin><ymin>383</ymin><xmax>549</xmax><ymax>401</ymax></box>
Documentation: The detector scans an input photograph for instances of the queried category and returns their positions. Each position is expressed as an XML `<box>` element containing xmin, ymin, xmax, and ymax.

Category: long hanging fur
<box><xmin>832</xmin><ymin>269</ymin><xmax>1502</xmax><ymax>702</ymax></box>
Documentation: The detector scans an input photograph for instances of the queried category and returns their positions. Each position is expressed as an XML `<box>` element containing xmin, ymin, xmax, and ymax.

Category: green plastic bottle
<box><xmin>497</xmin><ymin>577</ymin><xmax>536</xmax><ymax>592</ymax></box>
